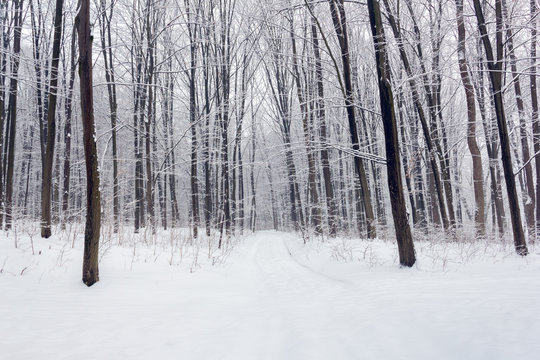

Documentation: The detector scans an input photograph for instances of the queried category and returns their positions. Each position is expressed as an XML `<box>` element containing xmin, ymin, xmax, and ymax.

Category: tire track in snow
<box><xmin>232</xmin><ymin>232</ymin><xmax>364</xmax><ymax>360</ymax></box>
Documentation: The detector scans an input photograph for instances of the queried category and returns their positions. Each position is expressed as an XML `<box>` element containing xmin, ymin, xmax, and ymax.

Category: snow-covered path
<box><xmin>2</xmin><ymin>231</ymin><xmax>540</xmax><ymax>359</ymax></box>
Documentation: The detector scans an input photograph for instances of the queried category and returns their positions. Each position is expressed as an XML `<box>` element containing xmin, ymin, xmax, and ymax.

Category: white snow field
<box><xmin>1</xmin><ymin>225</ymin><xmax>540</xmax><ymax>360</ymax></box>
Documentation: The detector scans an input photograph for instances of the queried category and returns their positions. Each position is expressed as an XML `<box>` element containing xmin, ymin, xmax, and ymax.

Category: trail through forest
<box><xmin>1</xmin><ymin>231</ymin><xmax>539</xmax><ymax>359</ymax></box>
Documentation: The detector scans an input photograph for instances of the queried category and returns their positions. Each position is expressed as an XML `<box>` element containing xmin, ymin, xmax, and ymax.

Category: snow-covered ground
<box><xmin>1</xmin><ymin>224</ymin><xmax>540</xmax><ymax>359</ymax></box>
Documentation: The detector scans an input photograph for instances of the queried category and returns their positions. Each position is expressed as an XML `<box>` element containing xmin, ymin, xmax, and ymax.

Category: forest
<box><xmin>1</xmin><ymin>0</ymin><xmax>539</xmax><ymax>358</ymax></box>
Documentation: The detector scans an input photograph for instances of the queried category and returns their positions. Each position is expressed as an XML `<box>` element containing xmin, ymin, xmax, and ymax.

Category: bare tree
<box><xmin>473</xmin><ymin>0</ymin><xmax>528</xmax><ymax>255</ymax></box>
<box><xmin>367</xmin><ymin>0</ymin><xmax>415</xmax><ymax>266</ymax></box>
<box><xmin>455</xmin><ymin>0</ymin><xmax>485</xmax><ymax>236</ymax></box>
<box><xmin>4</xmin><ymin>0</ymin><xmax>24</xmax><ymax>230</ymax></box>
<box><xmin>40</xmin><ymin>0</ymin><xmax>65</xmax><ymax>238</ymax></box>
<box><xmin>97</xmin><ymin>0</ymin><xmax>120</xmax><ymax>232</ymax></box>
<box><xmin>531</xmin><ymin>0</ymin><xmax>540</xmax><ymax>242</ymax></box>
<box><xmin>186</xmin><ymin>0</ymin><xmax>200</xmax><ymax>238</ymax></box>
<box><xmin>381</xmin><ymin>0</ymin><xmax>451</xmax><ymax>231</ymax></box>
<box><xmin>77</xmin><ymin>0</ymin><xmax>101</xmax><ymax>286</ymax></box>
<box><xmin>289</xmin><ymin>13</ymin><xmax>322</xmax><ymax>235</ymax></box>
<box><xmin>328</xmin><ymin>0</ymin><xmax>376</xmax><ymax>238</ymax></box>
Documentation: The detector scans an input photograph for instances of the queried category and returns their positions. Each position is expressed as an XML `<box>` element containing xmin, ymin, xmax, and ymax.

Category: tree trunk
<box><xmin>530</xmin><ymin>0</ymin><xmax>540</xmax><ymax>242</ymax></box>
<box><xmin>475</xmin><ymin>52</ymin><xmax>505</xmax><ymax>235</ymax></box>
<box><xmin>310</xmin><ymin>12</ymin><xmax>337</xmax><ymax>236</ymax></box>
<box><xmin>202</xmin><ymin>36</ymin><xmax>212</xmax><ymax>236</ymax></box>
<box><xmin>290</xmin><ymin>17</ymin><xmax>322</xmax><ymax>235</ymax></box>
<box><xmin>60</xmin><ymin>17</ymin><xmax>76</xmax><ymax>229</ymax></box>
<box><xmin>4</xmin><ymin>0</ymin><xmax>24</xmax><ymax>230</ymax></box>
<box><xmin>234</xmin><ymin>51</ymin><xmax>249</xmax><ymax>236</ymax></box>
<box><xmin>0</xmin><ymin>0</ymin><xmax>7</xmax><ymax>225</ymax></box>
<box><xmin>473</xmin><ymin>0</ymin><xmax>528</xmax><ymax>255</ymax></box>
<box><xmin>77</xmin><ymin>0</ymin><xmax>101</xmax><ymax>286</ymax></box>
<box><xmin>250</xmin><ymin>108</ymin><xmax>258</xmax><ymax>231</ymax></box>
<box><xmin>499</xmin><ymin>0</ymin><xmax>535</xmax><ymax>239</ymax></box>
<box><xmin>455</xmin><ymin>0</ymin><xmax>485</xmax><ymax>236</ymax></box>
<box><xmin>41</xmin><ymin>0</ymin><xmax>64</xmax><ymax>238</ymax></box>
<box><xmin>397</xmin><ymin>90</ymin><xmax>419</xmax><ymax>226</ymax></box>
<box><xmin>367</xmin><ymin>0</ymin><xmax>415</xmax><ymax>266</ymax></box>
<box><xmin>187</xmin><ymin>2</ymin><xmax>200</xmax><ymax>238</ymax></box>
<box><xmin>132</xmin><ymin>39</ymin><xmax>144</xmax><ymax>233</ymax></box>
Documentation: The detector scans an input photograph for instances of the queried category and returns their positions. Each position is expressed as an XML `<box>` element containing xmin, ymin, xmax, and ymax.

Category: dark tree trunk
<box><xmin>473</xmin><ymin>0</ymin><xmax>528</xmax><ymax>255</ymax></box>
<box><xmin>219</xmin><ymin>5</ymin><xmax>232</xmax><ymax>240</ymax></box>
<box><xmin>367</xmin><ymin>0</ymin><xmax>415</xmax><ymax>266</ymax></box>
<box><xmin>41</xmin><ymin>0</ymin><xmax>64</xmax><ymax>238</ymax></box>
<box><xmin>145</xmin><ymin>80</ymin><xmax>155</xmax><ymax>233</ymax></box>
<box><xmin>145</xmin><ymin>65</ymin><xmax>155</xmax><ymax>233</ymax></box>
<box><xmin>427</xmin><ymin>149</ymin><xmax>442</xmax><ymax>227</ymax></box>
<box><xmin>60</xmin><ymin>10</ymin><xmax>75</xmax><ymax>229</ymax></box>
<box><xmin>455</xmin><ymin>0</ymin><xmax>485</xmax><ymax>236</ymax></box>
<box><xmin>530</xmin><ymin>0</ymin><xmax>540</xmax><ymax>242</ymax></box>
<box><xmin>164</xmin><ymin>64</ymin><xmax>180</xmax><ymax>226</ymax></box>
<box><xmin>28</xmin><ymin>0</ymin><xmax>48</xmax><ymax>179</ymax></box>
<box><xmin>220</xmin><ymin>77</ymin><xmax>231</xmax><ymax>238</ymax></box>
<box><xmin>187</xmin><ymin>1</ymin><xmax>200</xmax><ymax>238</ymax></box>
<box><xmin>22</xmin><ymin>125</ymin><xmax>35</xmax><ymax>214</ymax></box>
<box><xmin>132</xmin><ymin>40</ymin><xmax>144</xmax><ymax>233</ymax></box>
<box><xmin>4</xmin><ymin>0</ymin><xmax>24</xmax><ymax>230</ymax></box>
<box><xmin>237</xmin><ymin>133</ymin><xmax>245</xmax><ymax>235</ymax></box>
<box><xmin>233</xmin><ymin>51</ymin><xmax>249</xmax><ymax>235</ymax></box>
<box><xmin>335</xmin><ymin>125</ymin><xmax>348</xmax><ymax>230</ymax></box>
<box><xmin>144</xmin><ymin>2</ymin><xmax>155</xmax><ymax>233</ymax></box>
<box><xmin>203</xmin><ymin>58</ymin><xmax>212</xmax><ymax>235</ymax></box>
<box><xmin>77</xmin><ymin>0</ymin><xmax>101</xmax><ymax>286</ymax></box>
<box><xmin>52</xmin><ymin>126</ymin><xmax>61</xmax><ymax>223</ymax></box>
<box><xmin>499</xmin><ymin>0</ymin><xmax>534</xmax><ymax>239</ymax></box>
<box><xmin>0</xmin><ymin>0</ymin><xmax>7</xmax><ymax>225</ymax></box>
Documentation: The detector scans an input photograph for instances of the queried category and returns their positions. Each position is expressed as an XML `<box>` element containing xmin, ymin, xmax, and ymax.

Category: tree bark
<box><xmin>309</xmin><ymin>11</ymin><xmax>337</xmax><ymax>236</ymax></box>
<box><xmin>202</xmin><ymin>30</ymin><xmax>212</xmax><ymax>236</ymax></box>
<box><xmin>77</xmin><ymin>0</ymin><xmax>101</xmax><ymax>286</ymax></box>
<box><xmin>473</xmin><ymin>0</ymin><xmax>528</xmax><ymax>255</ymax></box>
<box><xmin>187</xmin><ymin>0</ymin><xmax>200</xmax><ymax>238</ymax></box>
<box><xmin>60</xmin><ymin>14</ymin><xmax>75</xmax><ymax>229</ymax></box>
<box><xmin>498</xmin><ymin>0</ymin><xmax>535</xmax><ymax>239</ymax></box>
<box><xmin>4</xmin><ymin>0</ymin><xmax>24</xmax><ymax>230</ymax></box>
<box><xmin>474</xmin><ymin>52</ymin><xmax>506</xmax><ymax>235</ymax></box>
<box><xmin>530</xmin><ymin>0</ymin><xmax>540</xmax><ymax>242</ymax></box>
<box><xmin>290</xmin><ymin>16</ymin><xmax>322</xmax><ymax>235</ymax></box>
<box><xmin>367</xmin><ymin>0</ymin><xmax>415</xmax><ymax>266</ymax></box>
<box><xmin>455</xmin><ymin>0</ymin><xmax>485</xmax><ymax>236</ymax></box>
<box><xmin>40</xmin><ymin>0</ymin><xmax>64</xmax><ymax>238</ymax></box>
<box><xmin>143</xmin><ymin>0</ymin><xmax>155</xmax><ymax>233</ymax></box>
<box><xmin>0</xmin><ymin>0</ymin><xmax>7</xmax><ymax>225</ymax></box>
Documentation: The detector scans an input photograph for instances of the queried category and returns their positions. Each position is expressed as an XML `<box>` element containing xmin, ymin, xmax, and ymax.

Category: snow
<box><xmin>1</xmin><ymin>225</ymin><xmax>540</xmax><ymax>359</ymax></box>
